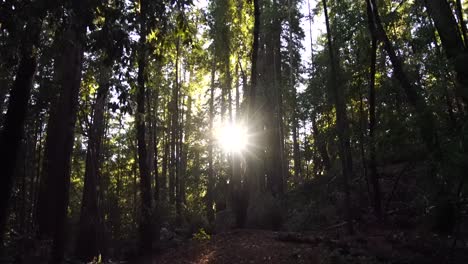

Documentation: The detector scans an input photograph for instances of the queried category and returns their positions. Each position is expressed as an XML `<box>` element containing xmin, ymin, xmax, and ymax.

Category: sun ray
<box><xmin>214</xmin><ymin>122</ymin><xmax>248</xmax><ymax>153</ymax></box>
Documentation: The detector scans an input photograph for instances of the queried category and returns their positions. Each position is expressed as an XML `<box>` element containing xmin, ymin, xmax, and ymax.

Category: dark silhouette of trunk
<box><xmin>288</xmin><ymin>0</ymin><xmax>301</xmax><ymax>183</ymax></box>
<box><xmin>370</xmin><ymin>0</ymin><xmax>440</xmax><ymax>158</ymax></box>
<box><xmin>136</xmin><ymin>0</ymin><xmax>154</xmax><ymax>254</ymax></box>
<box><xmin>311</xmin><ymin>111</ymin><xmax>331</xmax><ymax>172</ymax></box>
<box><xmin>322</xmin><ymin>0</ymin><xmax>354</xmax><ymax>235</ymax></box>
<box><xmin>247</xmin><ymin>0</ymin><xmax>260</xmax><ymax>185</ymax></box>
<box><xmin>239</xmin><ymin>0</ymin><xmax>260</xmax><ymax>227</ymax></box>
<box><xmin>358</xmin><ymin>90</ymin><xmax>370</xmax><ymax>197</ymax></box>
<box><xmin>226</xmin><ymin>55</ymin><xmax>237</xmax><ymax>213</ymax></box>
<box><xmin>177</xmin><ymin>96</ymin><xmax>191</xmax><ymax>224</ymax></box>
<box><xmin>423</xmin><ymin>0</ymin><xmax>468</xmax><ymax>104</ymax></box>
<box><xmin>36</xmin><ymin>12</ymin><xmax>87</xmax><ymax>262</ymax></box>
<box><xmin>152</xmin><ymin>88</ymin><xmax>160</xmax><ymax>202</ymax></box>
<box><xmin>207</xmin><ymin>57</ymin><xmax>215</xmax><ymax>224</ymax></box>
<box><xmin>267</xmin><ymin>0</ymin><xmax>284</xmax><ymax>196</ymax></box>
<box><xmin>232</xmin><ymin>61</ymin><xmax>244</xmax><ymax>227</ymax></box>
<box><xmin>75</xmin><ymin>66</ymin><xmax>111</xmax><ymax>261</ymax></box>
<box><xmin>132</xmin><ymin>145</ymin><xmax>138</xmax><ymax>219</ymax></box>
<box><xmin>176</xmin><ymin>95</ymin><xmax>185</xmax><ymax>226</ymax></box>
<box><xmin>365</xmin><ymin>0</ymin><xmax>382</xmax><ymax>220</ymax></box>
<box><xmin>146</xmin><ymin>88</ymin><xmax>155</xmax><ymax>197</ymax></box>
<box><xmin>0</xmin><ymin>19</ymin><xmax>41</xmax><ymax>250</ymax></box>
<box><xmin>161</xmin><ymin>126</ymin><xmax>169</xmax><ymax>202</ymax></box>
<box><xmin>169</xmin><ymin>40</ymin><xmax>180</xmax><ymax>205</ymax></box>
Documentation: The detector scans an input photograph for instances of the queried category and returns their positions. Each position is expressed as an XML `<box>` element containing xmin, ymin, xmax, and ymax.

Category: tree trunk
<box><xmin>288</xmin><ymin>0</ymin><xmax>301</xmax><ymax>183</ymax></box>
<box><xmin>365</xmin><ymin>0</ymin><xmax>382</xmax><ymax>221</ymax></box>
<box><xmin>232</xmin><ymin>61</ymin><xmax>244</xmax><ymax>227</ymax></box>
<box><xmin>36</xmin><ymin>14</ymin><xmax>87</xmax><ymax>262</ymax></box>
<box><xmin>152</xmin><ymin>88</ymin><xmax>160</xmax><ymax>202</ymax></box>
<box><xmin>0</xmin><ymin>20</ymin><xmax>40</xmax><ymax>250</ymax></box>
<box><xmin>312</xmin><ymin>112</ymin><xmax>331</xmax><ymax>172</ymax></box>
<box><xmin>423</xmin><ymin>0</ymin><xmax>468</xmax><ymax>103</ymax></box>
<box><xmin>75</xmin><ymin>65</ymin><xmax>111</xmax><ymax>261</ymax></box>
<box><xmin>136</xmin><ymin>0</ymin><xmax>154</xmax><ymax>254</ymax></box>
<box><xmin>176</xmin><ymin>94</ymin><xmax>185</xmax><ymax>226</ymax></box>
<box><xmin>323</xmin><ymin>0</ymin><xmax>354</xmax><ymax>235</ymax></box>
<box><xmin>207</xmin><ymin>57</ymin><xmax>215</xmax><ymax>224</ymax></box>
<box><xmin>169</xmin><ymin>39</ymin><xmax>180</xmax><ymax>205</ymax></box>
<box><xmin>247</xmin><ymin>0</ymin><xmax>260</xmax><ymax>190</ymax></box>
<box><xmin>161</xmin><ymin>125</ymin><xmax>169</xmax><ymax>203</ymax></box>
<box><xmin>178</xmin><ymin>96</ymin><xmax>191</xmax><ymax>222</ymax></box>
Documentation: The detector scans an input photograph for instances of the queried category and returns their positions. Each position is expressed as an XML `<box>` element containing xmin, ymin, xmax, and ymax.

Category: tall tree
<box><xmin>75</xmin><ymin>64</ymin><xmax>111</xmax><ymax>261</ymax></box>
<box><xmin>36</xmin><ymin>1</ymin><xmax>92</xmax><ymax>261</ymax></box>
<box><xmin>423</xmin><ymin>0</ymin><xmax>468</xmax><ymax>104</ymax></box>
<box><xmin>289</xmin><ymin>0</ymin><xmax>301</xmax><ymax>184</ymax></box>
<box><xmin>365</xmin><ymin>0</ymin><xmax>382</xmax><ymax>220</ymax></box>
<box><xmin>322</xmin><ymin>0</ymin><xmax>354</xmax><ymax>235</ymax></box>
<box><xmin>207</xmin><ymin>57</ymin><xmax>215</xmax><ymax>224</ymax></box>
<box><xmin>0</xmin><ymin>1</ymin><xmax>47</xmax><ymax>250</ymax></box>
<box><xmin>135</xmin><ymin>0</ymin><xmax>154</xmax><ymax>254</ymax></box>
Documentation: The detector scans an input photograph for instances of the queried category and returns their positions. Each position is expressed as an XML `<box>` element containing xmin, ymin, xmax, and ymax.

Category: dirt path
<box><xmin>152</xmin><ymin>229</ymin><xmax>319</xmax><ymax>264</ymax></box>
<box><xmin>128</xmin><ymin>228</ymin><xmax>468</xmax><ymax>264</ymax></box>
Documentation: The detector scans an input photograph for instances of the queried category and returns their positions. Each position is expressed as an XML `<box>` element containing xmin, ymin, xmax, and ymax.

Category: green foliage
<box><xmin>193</xmin><ymin>228</ymin><xmax>211</xmax><ymax>241</ymax></box>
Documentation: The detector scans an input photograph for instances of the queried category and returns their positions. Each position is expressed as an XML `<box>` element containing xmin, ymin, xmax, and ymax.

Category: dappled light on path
<box><xmin>156</xmin><ymin>230</ymin><xmax>319</xmax><ymax>264</ymax></box>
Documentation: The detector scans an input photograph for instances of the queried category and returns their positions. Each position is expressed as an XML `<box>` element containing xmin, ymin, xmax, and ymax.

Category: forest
<box><xmin>0</xmin><ymin>0</ymin><xmax>467</xmax><ymax>263</ymax></box>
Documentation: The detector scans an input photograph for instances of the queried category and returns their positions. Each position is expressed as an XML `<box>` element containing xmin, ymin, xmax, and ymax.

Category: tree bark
<box><xmin>207</xmin><ymin>57</ymin><xmax>215</xmax><ymax>224</ymax></box>
<box><xmin>161</xmin><ymin>124</ymin><xmax>169</xmax><ymax>203</ymax></box>
<box><xmin>136</xmin><ymin>0</ymin><xmax>154</xmax><ymax>254</ymax></box>
<box><xmin>423</xmin><ymin>0</ymin><xmax>468</xmax><ymax>103</ymax></box>
<box><xmin>365</xmin><ymin>0</ymin><xmax>382</xmax><ymax>221</ymax></box>
<box><xmin>246</xmin><ymin>0</ymin><xmax>261</xmax><ymax>193</ymax></box>
<box><xmin>365</xmin><ymin>0</ymin><xmax>382</xmax><ymax>220</ymax></box>
<box><xmin>152</xmin><ymin>88</ymin><xmax>160</xmax><ymax>202</ymax></box>
<box><xmin>169</xmin><ymin>39</ymin><xmax>180</xmax><ymax>205</ymax></box>
<box><xmin>75</xmin><ymin>65</ymin><xmax>111</xmax><ymax>261</ymax></box>
<box><xmin>232</xmin><ymin>61</ymin><xmax>244</xmax><ymax>227</ymax></box>
<box><xmin>176</xmin><ymin>94</ymin><xmax>185</xmax><ymax>226</ymax></box>
<box><xmin>0</xmin><ymin>19</ymin><xmax>40</xmax><ymax>250</ymax></box>
<box><xmin>36</xmin><ymin>13</ymin><xmax>87</xmax><ymax>262</ymax></box>
<box><xmin>288</xmin><ymin>0</ymin><xmax>301</xmax><ymax>183</ymax></box>
<box><xmin>323</xmin><ymin>0</ymin><xmax>354</xmax><ymax>235</ymax></box>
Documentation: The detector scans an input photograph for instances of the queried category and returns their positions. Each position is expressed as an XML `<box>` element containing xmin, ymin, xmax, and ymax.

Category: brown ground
<box><xmin>129</xmin><ymin>228</ymin><xmax>468</xmax><ymax>264</ymax></box>
<box><xmin>145</xmin><ymin>230</ymin><xmax>319</xmax><ymax>264</ymax></box>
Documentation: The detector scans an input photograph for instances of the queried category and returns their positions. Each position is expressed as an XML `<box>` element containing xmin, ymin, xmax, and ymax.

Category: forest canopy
<box><xmin>0</xmin><ymin>0</ymin><xmax>467</xmax><ymax>263</ymax></box>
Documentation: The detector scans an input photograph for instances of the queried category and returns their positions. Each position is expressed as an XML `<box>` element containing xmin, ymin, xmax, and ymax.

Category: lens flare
<box><xmin>215</xmin><ymin>123</ymin><xmax>248</xmax><ymax>153</ymax></box>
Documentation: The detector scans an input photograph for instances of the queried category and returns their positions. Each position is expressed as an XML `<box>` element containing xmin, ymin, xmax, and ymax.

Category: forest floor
<box><xmin>150</xmin><ymin>229</ymin><xmax>320</xmax><ymax>264</ymax></box>
<box><xmin>131</xmin><ymin>228</ymin><xmax>468</xmax><ymax>264</ymax></box>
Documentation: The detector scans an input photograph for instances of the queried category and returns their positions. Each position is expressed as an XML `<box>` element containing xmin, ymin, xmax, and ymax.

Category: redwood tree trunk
<box><xmin>207</xmin><ymin>58</ymin><xmax>215</xmax><ymax>224</ymax></box>
<box><xmin>323</xmin><ymin>0</ymin><xmax>354</xmax><ymax>235</ymax></box>
<box><xmin>136</xmin><ymin>0</ymin><xmax>154</xmax><ymax>254</ymax></box>
<box><xmin>169</xmin><ymin>40</ymin><xmax>180</xmax><ymax>205</ymax></box>
<box><xmin>36</xmin><ymin>14</ymin><xmax>87</xmax><ymax>262</ymax></box>
<box><xmin>423</xmin><ymin>0</ymin><xmax>468</xmax><ymax>103</ymax></box>
<box><xmin>0</xmin><ymin>20</ymin><xmax>40</xmax><ymax>249</ymax></box>
<box><xmin>75</xmin><ymin>65</ymin><xmax>111</xmax><ymax>261</ymax></box>
<box><xmin>366</xmin><ymin>0</ymin><xmax>382</xmax><ymax>220</ymax></box>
